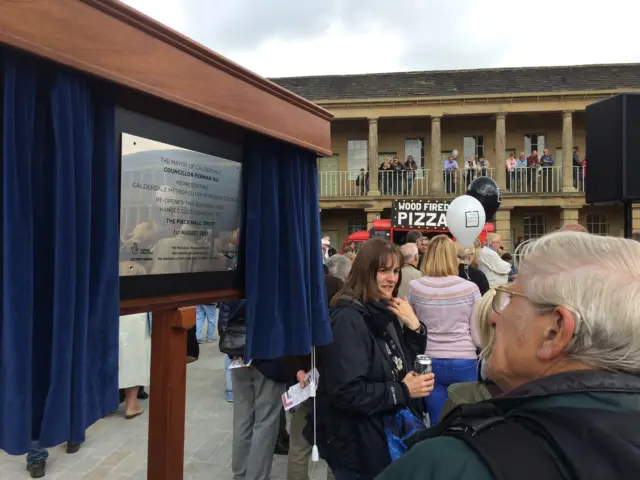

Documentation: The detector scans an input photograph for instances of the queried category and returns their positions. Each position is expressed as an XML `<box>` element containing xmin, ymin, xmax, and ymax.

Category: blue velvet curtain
<box><xmin>0</xmin><ymin>48</ymin><xmax>119</xmax><ymax>454</ymax></box>
<box><xmin>243</xmin><ymin>135</ymin><xmax>332</xmax><ymax>360</ymax></box>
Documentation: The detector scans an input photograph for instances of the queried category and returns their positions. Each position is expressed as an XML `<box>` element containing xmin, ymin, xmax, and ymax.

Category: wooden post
<box><xmin>147</xmin><ymin>307</ymin><xmax>196</xmax><ymax>480</ymax></box>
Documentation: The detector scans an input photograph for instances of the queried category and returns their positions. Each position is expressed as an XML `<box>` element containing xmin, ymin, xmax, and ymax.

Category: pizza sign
<box><xmin>391</xmin><ymin>200</ymin><xmax>450</xmax><ymax>229</ymax></box>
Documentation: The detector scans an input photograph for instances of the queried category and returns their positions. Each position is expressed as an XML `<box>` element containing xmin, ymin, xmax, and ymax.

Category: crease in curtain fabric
<box><xmin>243</xmin><ymin>135</ymin><xmax>332</xmax><ymax>360</ymax></box>
<box><xmin>0</xmin><ymin>48</ymin><xmax>119</xmax><ymax>454</ymax></box>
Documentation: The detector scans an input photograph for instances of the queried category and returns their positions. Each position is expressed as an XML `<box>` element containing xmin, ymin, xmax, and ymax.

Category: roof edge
<box><xmin>310</xmin><ymin>89</ymin><xmax>640</xmax><ymax>105</ymax></box>
<box><xmin>271</xmin><ymin>62</ymin><xmax>640</xmax><ymax>82</ymax></box>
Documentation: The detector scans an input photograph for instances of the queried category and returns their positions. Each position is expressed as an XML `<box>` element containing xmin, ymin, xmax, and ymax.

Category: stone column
<box><xmin>367</xmin><ymin>118</ymin><xmax>381</xmax><ymax>196</ymax></box>
<box><xmin>430</xmin><ymin>116</ymin><xmax>443</xmax><ymax>194</ymax></box>
<box><xmin>494</xmin><ymin>208</ymin><xmax>512</xmax><ymax>252</ymax></box>
<box><xmin>365</xmin><ymin>208</ymin><xmax>382</xmax><ymax>230</ymax></box>
<box><xmin>562</xmin><ymin>111</ymin><xmax>576</xmax><ymax>192</ymax></box>
<box><xmin>560</xmin><ymin>206</ymin><xmax>580</xmax><ymax>227</ymax></box>
<box><xmin>495</xmin><ymin>113</ymin><xmax>507</xmax><ymax>190</ymax></box>
<box><xmin>632</xmin><ymin>205</ymin><xmax>640</xmax><ymax>236</ymax></box>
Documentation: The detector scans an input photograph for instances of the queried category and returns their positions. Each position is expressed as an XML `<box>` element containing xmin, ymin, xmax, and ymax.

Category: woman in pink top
<box><xmin>407</xmin><ymin>235</ymin><xmax>481</xmax><ymax>423</ymax></box>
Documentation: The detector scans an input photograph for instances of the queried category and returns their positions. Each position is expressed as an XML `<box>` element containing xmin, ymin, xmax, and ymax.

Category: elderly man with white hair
<box><xmin>478</xmin><ymin>233</ymin><xmax>512</xmax><ymax>288</ymax></box>
<box><xmin>324</xmin><ymin>254</ymin><xmax>352</xmax><ymax>281</ymax></box>
<box><xmin>379</xmin><ymin>231</ymin><xmax>640</xmax><ymax>480</ymax></box>
<box><xmin>397</xmin><ymin>242</ymin><xmax>422</xmax><ymax>299</ymax></box>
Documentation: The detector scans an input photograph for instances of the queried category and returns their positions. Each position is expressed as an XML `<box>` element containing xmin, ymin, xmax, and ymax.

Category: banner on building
<box><xmin>391</xmin><ymin>200</ymin><xmax>450</xmax><ymax>229</ymax></box>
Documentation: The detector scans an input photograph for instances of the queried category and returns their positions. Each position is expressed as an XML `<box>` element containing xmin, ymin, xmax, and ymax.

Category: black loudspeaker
<box><xmin>585</xmin><ymin>93</ymin><xmax>640</xmax><ymax>204</ymax></box>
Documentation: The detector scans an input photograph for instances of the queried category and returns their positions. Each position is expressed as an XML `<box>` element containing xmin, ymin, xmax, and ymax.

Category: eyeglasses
<box><xmin>492</xmin><ymin>286</ymin><xmax>528</xmax><ymax>314</ymax></box>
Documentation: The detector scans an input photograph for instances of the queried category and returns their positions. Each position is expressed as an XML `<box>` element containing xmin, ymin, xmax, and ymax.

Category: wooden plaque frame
<box><xmin>0</xmin><ymin>2</ymin><xmax>333</xmax><ymax>478</ymax></box>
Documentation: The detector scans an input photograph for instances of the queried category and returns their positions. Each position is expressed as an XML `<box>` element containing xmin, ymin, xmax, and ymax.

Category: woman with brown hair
<box><xmin>313</xmin><ymin>238</ymin><xmax>435</xmax><ymax>480</ymax></box>
<box><xmin>408</xmin><ymin>235</ymin><xmax>481</xmax><ymax>423</ymax></box>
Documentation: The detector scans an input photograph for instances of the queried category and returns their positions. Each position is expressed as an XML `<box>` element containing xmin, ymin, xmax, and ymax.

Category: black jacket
<box><xmin>380</xmin><ymin>370</ymin><xmax>640</xmax><ymax>480</ymax></box>
<box><xmin>312</xmin><ymin>297</ymin><xmax>427</xmax><ymax>476</ymax></box>
<box><xmin>458</xmin><ymin>263</ymin><xmax>490</xmax><ymax>296</ymax></box>
<box><xmin>218</xmin><ymin>300</ymin><xmax>245</xmax><ymax>336</ymax></box>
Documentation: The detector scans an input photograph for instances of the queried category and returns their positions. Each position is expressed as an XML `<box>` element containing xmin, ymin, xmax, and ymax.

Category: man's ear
<box><xmin>537</xmin><ymin>306</ymin><xmax>576</xmax><ymax>361</ymax></box>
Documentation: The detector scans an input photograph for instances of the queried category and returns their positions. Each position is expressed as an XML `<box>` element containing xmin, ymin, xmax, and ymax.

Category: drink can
<box><xmin>414</xmin><ymin>355</ymin><xmax>432</xmax><ymax>375</ymax></box>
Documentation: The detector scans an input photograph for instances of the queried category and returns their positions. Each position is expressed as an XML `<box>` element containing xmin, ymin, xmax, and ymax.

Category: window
<box><xmin>463</xmin><ymin>136</ymin><xmax>485</xmax><ymax>160</ymax></box>
<box><xmin>348</xmin><ymin>217</ymin><xmax>367</xmax><ymax>235</ymax></box>
<box><xmin>524</xmin><ymin>134</ymin><xmax>546</xmax><ymax>156</ymax></box>
<box><xmin>586</xmin><ymin>214</ymin><xmax>608</xmax><ymax>236</ymax></box>
<box><xmin>347</xmin><ymin>140</ymin><xmax>368</xmax><ymax>179</ymax></box>
<box><xmin>523</xmin><ymin>215</ymin><xmax>546</xmax><ymax>240</ymax></box>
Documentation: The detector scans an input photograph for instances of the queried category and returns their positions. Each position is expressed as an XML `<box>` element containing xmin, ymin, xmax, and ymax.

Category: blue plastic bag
<box><xmin>383</xmin><ymin>408</ymin><xmax>427</xmax><ymax>462</ymax></box>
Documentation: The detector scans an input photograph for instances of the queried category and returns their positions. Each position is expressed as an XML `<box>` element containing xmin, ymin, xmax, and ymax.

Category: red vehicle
<box><xmin>342</xmin><ymin>200</ymin><xmax>494</xmax><ymax>252</ymax></box>
<box><xmin>342</xmin><ymin>219</ymin><xmax>494</xmax><ymax>252</ymax></box>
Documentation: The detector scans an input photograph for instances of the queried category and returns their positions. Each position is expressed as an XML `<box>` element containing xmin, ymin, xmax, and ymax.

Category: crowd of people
<box><xmin>218</xmin><ymin>223</ymin><xmax>640</xmax><ymax>480</ymax></box>
<box><xmin>354</xmin><ymin>148</ymin><xmax>587</xmax><ymax>197</ymax></box>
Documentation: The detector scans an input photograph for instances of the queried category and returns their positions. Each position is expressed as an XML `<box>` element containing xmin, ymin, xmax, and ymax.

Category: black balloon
<box><xmin>466</xmin><ymin>177</ymin><xmax>501</xmax><ymax>221</ymax></box>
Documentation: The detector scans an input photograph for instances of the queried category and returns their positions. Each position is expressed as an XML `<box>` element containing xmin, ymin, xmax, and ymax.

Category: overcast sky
<box><xmin>123</xmin><ymin>0</ymin><xmax>639</xmax><ymax>78</ymax></box>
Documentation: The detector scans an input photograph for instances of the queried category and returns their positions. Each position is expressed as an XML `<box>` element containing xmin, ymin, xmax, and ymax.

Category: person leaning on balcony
<box><xmin>355</xmin><ymin>168</ymin><xmax>369</xmax><ymax>196</ymax></box>
<box><xmin>379</xmin><ymin>157</ymin><xmax>393</xmax><ymax>195</ymax></box>
<box><xmin>539</xmin><ymin>148</ymin><xmax>554</xmax><ymax>192</ymax></box>
<box><xmin>391</xmin><ymin>157</ymin><xmax>405</xmax><ymax>194</ymax></box>
<box><xmin>477</xmin><ymin>156</ymin><xmax>489</xmax><ymax>177</ymax></box>
<box><xmin>505</xmin><ymin>154</ymin><xmax>517</xmax><ymax>191</ymax></box>
<box><xmin>526</xmin><ymin>150</ymin><xmax>540</xmax><ymax>191</ymax></box>
<box><xmin>404</xmin><ymin>155</ymin><xmax>418</xmax><ymax>194</ymax></box>
<box><xmin>572</xmin><ymin>147</ymin><xmax>583</xmax><ymax>188</ymax></box>
<box><xmin>443</xmin><ymin>155</ymin><xmax>458</xmax><ymax>194</ymax></box>
<box><xmin>515</xmin><ymin>153</ymin><xmax>527</xmax><ymax>192</ymax></box>
<box><xmin>464</xmin><ymin>156</ymin><xmax>477</xmax><ymax>188</ymax></box>
<box><xmin>478</xmin><ymin>234</ymin><xmax>512</xmax><ymax>288</ymax></box>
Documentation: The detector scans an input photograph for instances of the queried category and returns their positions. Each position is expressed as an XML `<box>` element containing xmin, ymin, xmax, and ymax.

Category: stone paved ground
<box><xmin>0</xmin><ymin>343</ymin><xmax>330</xmax><ymax>479</ymax></box>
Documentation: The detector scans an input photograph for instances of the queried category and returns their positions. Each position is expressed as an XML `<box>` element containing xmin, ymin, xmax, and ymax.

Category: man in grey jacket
<box><xmin>398</xmin><ymin>243</ymin><xmax>423</xmax><ymax>298</ymax></box>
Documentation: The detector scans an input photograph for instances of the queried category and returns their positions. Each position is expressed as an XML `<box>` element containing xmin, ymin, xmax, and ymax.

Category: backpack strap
<box><xmin>445</xmin><ymin>418</ymin><xmax>565</xmax><ymax>480</ymax></box>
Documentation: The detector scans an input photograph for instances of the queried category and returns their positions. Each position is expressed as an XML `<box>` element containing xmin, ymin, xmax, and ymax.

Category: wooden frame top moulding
<box><xmin>0</xmin><ymin>0</ymin><xmax>333</xmax><ymax>155</ymax></box>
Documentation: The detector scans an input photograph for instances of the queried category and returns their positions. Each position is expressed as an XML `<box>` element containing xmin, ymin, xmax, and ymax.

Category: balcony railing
<box><xmin>318</xmin><ymin>169</ymin><xmax>430</xmax><ymax>197</ymax></box>
<box><xmin>505</xmin><ymin>166</ymin><xmax>562</xmax><ymax>194</ymax></box>
<box><xmin>573</xmin><ymin>166</ymin><xmax>586</xmax><ymax>192</ymax></box>
<box><xmin>318</xmin><ymin>165</ymin><xmax>581</xmax><ymax>198</ymax></box>
<box><xmin>441</xmin><ymin>168</ymin><xmax>495</xmax><ymax>195</ymax></box>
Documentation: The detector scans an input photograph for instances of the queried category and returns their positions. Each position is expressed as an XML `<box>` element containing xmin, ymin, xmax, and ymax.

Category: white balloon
<box><xmin>445</xmin><ymin>195</ymin><xmax>486</xmax><ymax>248</ymax></box>
<box><xmin>452</xmin><ymin>149</ymin><xmax>459</xmax><ymax>159</ymax></box>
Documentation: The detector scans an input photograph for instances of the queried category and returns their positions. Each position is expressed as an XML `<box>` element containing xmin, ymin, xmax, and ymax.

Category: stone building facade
<box><xmin>273</xmin><ymin>64</ymin><xmax>640</xmax><ymax>251</ymax></box>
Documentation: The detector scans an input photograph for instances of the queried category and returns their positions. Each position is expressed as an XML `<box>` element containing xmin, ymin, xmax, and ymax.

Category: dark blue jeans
<box><xmin>424</xmin><ymin>358</ymin><xmax>478</xmax><ymax>423</ymax></box>
<box><xmin>26</xmin><ymin>441</ymin><xmax>48</xmax><ymax>464</ymax></box>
